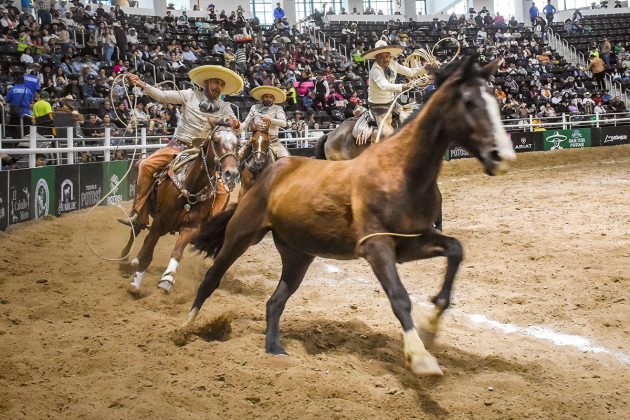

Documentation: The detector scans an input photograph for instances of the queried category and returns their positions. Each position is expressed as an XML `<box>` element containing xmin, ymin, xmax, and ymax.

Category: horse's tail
<box><xmin>314</xmin><ymin>133</ymin><xmax>328</xmax><ymax>160</ymax></box>
<box><xmin>192</xmin><ymin>204</ymin><xmax>237</xmax><ymax>258</ymax></box>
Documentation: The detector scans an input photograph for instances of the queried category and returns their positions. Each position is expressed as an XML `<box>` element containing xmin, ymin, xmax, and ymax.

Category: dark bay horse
<box><xmin>120</xmin><ymin>127</ymin><xmax>240</xmax><ymax>294</ymax></box>
<box><xmin>314</xmin><ymin>105</ymin><xmax>417</xmax><ymax>161</ymax></box>
<box><xmin>238</xmin><ymin>130</ymin><xmax>273</xmax><ymax>200</ymax></box>
<box><xmin>186</xmin><ymin>58</ymin><xmax>515</xmax><ymax>376</ymax></box>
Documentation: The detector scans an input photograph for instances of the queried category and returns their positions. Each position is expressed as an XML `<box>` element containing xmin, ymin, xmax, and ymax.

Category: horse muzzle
<box><xmin>221</xmin><ymin>169</ymin><xmax>240</xmax><ymax>192</ymax></box>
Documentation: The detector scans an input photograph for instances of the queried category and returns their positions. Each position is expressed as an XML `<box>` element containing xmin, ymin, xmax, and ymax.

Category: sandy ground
<box><xmin>1</xmin><ymin>146</ymin><xmax>629</xmax><ymax>419</ymax></box>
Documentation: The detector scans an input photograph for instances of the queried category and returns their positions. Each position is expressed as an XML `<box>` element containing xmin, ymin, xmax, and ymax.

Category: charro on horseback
<box><xmin>120</xmin><ymin>65</ymin><xmax>242</xmax><ymax>229</ymax></box>
<box><xmin>238</xmin><ymin>85</ymin><xmax>290</xmax><ymax>162</ymax></box>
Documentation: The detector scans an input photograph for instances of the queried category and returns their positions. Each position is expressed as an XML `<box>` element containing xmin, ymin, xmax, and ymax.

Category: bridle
<box><xmin>243</xmin><ymin>130</ymin><xmax>270</xmax><ymax>173</ymax></box>
<box><xmin>200</xmin><ymin>126</ymin><xmax>239</xmax><ymax>189</ymax></box>
<box><xmin>170</xmin><ymin>126</ymin><xmax>238</xmax><ymax>209</ymax></box>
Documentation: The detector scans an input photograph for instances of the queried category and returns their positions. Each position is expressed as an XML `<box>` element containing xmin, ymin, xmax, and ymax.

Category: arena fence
<box><xmin>1</xmin><ymin>125</ymin><xmax>629</xmax><ymax>231</ymax></box>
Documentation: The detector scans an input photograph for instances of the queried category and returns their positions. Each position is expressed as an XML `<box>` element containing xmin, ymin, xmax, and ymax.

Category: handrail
<box><xmin>143</xmin><ymin>61</ymin><xmax>158</xmax><ymax>84</ymax></box>
<box><xmin>162</xmin><ymin>70</ymin><xmax>176</xmax><ymax>84</ymax></box>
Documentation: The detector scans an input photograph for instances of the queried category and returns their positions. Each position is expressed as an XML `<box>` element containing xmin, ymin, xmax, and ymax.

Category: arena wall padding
<box><xmin>31</xmin><ymin>166</ymin><xmax>56</xmax><ymax>220</ymax></box>
<box><xmin>542</xmin><ymin>129</ymin><xmax>592</xmax><ymax>151</ymax></box>
<box><xmin>8</xmin><ymin>169</ymin><xmax>31</xmax><ymax>226</ymax></box>
<box><xmin>78</xmin><ymin>163</ymin><xmax>103</xmax><ymax>210</ymax></box>
<box><xmin>592</xmin><ymin>126</ymin><xmax>630</xmax><ymax>147</ymax></box>
<box><xmin>0</xmin><ymin>170</ymin><xmax>7</xmax><ymax>231</ymax></box>
<box><xmin>55</xmin><ymin>165</ymin><xmax>80</xmax><ymax>216</ymax></box>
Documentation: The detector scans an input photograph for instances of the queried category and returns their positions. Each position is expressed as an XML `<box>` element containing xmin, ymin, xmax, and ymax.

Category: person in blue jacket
<box><xmin>273</xmin><ymin>3</ymin><xmax>284</xmax><ymax>20</ymax></box>
<box><xmin>529</xmin><ymin>2</ymin><xmax>539</xmax><ymax>26</ymax></box>
<box><xmin>6</xmin><ymin>77</ymin><xmax>35</xmax><ymax>138</ymax></box>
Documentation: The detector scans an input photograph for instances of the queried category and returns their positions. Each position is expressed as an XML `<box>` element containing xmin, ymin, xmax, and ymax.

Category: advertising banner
<box><xmin>0</xmin><ymin>170</ymin><xmax>8</xmax><ymax>231</ymax></box>
<box><xmin>593</xmin><ymin>126</ymin><xmax>630</xmax><ymax>147</ymax></box>
<box><xmin>447</xmin><ymin>145</ymin><xmax>472</xmax><ymax>160</ymax></box>
<box><xmin>79</xmin><ymin>162</ymin><xmax>103</xmax><ymax>209</ymax></box>
<box><xmin>511</xmin><ymin>131</ymin><xmax>542</xmax><ymax>153</ymax></box>
<box><xmin>102</xmin><ymin>161</ymin><xmax>128</xmax><ymax>205</ymax></box>
<box><xmin>127</xmin><ymin>160</ymin><xmax>138</xmax><ymax>201</ymax></box>
<box><xmin>543</xmin><ymin>129</ymin><xmax>591</xmax><ymax>151</ymax></box>
<box><xmin>55</xmin><ymin>165</ymin><xmax>80</xmax><ymax>216</ymax></box>
<box><xmin>8</xmin><ymin>169</ymin><xmax>31</xmax><ymax>226</ymax></box>
<box><xmin>31</xmin><ymin>166</ymin><xmax>56</xmax><ymax>219</ymax></box>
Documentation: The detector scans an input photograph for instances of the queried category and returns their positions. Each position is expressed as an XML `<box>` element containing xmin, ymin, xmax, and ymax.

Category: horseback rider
<box><xmin>238</xmin><ymin>86</ymin><xmax>289</xmax><ymax>161</ymax></box>
<box><xmin>363</xmin><ymin>40</ymin><xmax>426</xmax><ymax>138</ymax></box>
<box><xmin>120</xmin><ymin>65</ymin><xmax>243</xmax><ymax>228</ymax></box>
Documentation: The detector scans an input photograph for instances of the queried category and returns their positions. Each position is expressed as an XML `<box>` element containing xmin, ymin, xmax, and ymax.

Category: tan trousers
<box><xmin>133</xmin><ymin>146</ymin><xmax>230</xmax><ymax>224</ymax></box>
<box><xmin>370</xmin><ymin>101</ymin><xmax>403</xmax><ymax>139</ymax></box>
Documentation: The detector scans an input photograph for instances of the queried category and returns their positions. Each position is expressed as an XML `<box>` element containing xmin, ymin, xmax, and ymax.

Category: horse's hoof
<box><xmin>157</xmin><ymin>280</ymin><xmax>174</xmax><ymax>294</ymax></box>
<box><xmin>266</xmin><ymin>345</ymin><xmax>288</xmax><ymax>356</ymax></box>
<box><xmin>407</xmin><ymin>354</ymin><xmax>443</xmax><ymax>377</ymax></box>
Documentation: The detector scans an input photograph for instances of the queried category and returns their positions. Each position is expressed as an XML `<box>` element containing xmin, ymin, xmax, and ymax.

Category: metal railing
<box><xmin>3</xmin><ymin>113</ymin><xmax>628</xmax><ymax>169</ymax></box>
<box><xmin>502</xmin><ymin>111</ymin><xmax>630</xmax><ymax>132</ymax></box>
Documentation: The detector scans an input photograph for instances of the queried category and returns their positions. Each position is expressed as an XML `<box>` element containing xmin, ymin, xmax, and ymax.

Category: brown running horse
<box><xmin>120</xmin><ymin>126</ymin><xmax>241</xmax><ymax>294</ymax></box>
<box><xmin>238</xmin><ymin>130</ymin><xmax>273</xmax><ymax>200</ymax></box>
<box><xmin>186</xmin><ymin>58</ymin><xmax>515</xmax><ymax>376</ymax></box>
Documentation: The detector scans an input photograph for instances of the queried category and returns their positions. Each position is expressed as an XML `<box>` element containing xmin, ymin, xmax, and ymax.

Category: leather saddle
<box><xmin>155</xmin><ymin>148</ymin><xmax>199</xmax><ymax>185</ymax></box>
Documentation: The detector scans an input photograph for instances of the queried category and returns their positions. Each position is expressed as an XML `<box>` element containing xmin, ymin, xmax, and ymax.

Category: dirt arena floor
<box><xmin>1</xmin><ymin>146</ymin><xmax>629</xmax><ymax>419</ymax></box>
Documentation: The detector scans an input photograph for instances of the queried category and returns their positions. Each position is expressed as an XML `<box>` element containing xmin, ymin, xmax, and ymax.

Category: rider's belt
<box><xmin>167</xmin><ymin>137</ymin><xmax>190</xmax><ymax>150</ymax></box>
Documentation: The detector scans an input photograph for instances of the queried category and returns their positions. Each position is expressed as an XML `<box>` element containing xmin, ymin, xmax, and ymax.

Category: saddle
<box><xmin>155</xmin><ymin>148</ymin><xmax>199</xmax><ymax>185</ymax></box>
<box><xmin>352</xmin><ymin>109</ymin><xmax>377</xmax><ymax>146</ymax></box>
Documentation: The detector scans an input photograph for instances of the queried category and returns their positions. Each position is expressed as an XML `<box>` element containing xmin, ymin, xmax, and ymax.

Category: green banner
<box><xmin>30</xmin><ymin>166</ymin><xmax>56</xmax><ymax>219</ymax></box>
<box><xmin>543</xmin><ymin>129</ymin><xmax>592</xmax><ymax>151</ymax></box>
<box><xmin>102</xmin><ymin>161</ymin><xmax>129</xmax><ymax>205</ymax></box>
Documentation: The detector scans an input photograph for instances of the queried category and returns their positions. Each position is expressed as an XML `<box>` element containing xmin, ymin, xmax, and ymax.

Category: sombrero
<box><xmin>362</xmin><ymin>40</ymin><xmax>404</xmax><ymax>60</ymax></box>
<box><xmin>251</xmin><ymin>86</ymin><xmax>286</xmax><ymax>104</ymax></box>
<box><xmin>188</xmin><ymin>65</ymin><xmax>243</xmax><ymax>95</ymax></box>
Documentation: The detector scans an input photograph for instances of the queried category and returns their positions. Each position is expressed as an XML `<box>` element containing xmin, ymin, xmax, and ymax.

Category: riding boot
<box><xmin>117</xmin><ymin>208</ymin><xmax>148</xmax><ymax>229</ymax></box>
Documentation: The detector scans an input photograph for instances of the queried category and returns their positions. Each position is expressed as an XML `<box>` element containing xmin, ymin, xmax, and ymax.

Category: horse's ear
<box><xmin>453</xmin><ymin>54</ymin><xmax>478</xmax><ymax>83</ymax></box>
<box><xmin>480</xmin><ymin>58</ymin><xmax>502</xmax><ymax>80</ymax></box>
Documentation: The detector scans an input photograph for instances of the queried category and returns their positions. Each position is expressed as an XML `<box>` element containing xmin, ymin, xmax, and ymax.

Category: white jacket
<box><xmin>368</xmin><ymin>61</ymin><xmax>423</xmax><ymax>105</ymax></box>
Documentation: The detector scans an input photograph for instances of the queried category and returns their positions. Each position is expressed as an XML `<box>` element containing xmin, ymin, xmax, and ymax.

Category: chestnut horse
<box><xmin>238</xmin><ymin>130</ymin><xmax>272</xmax><ymax>200</ymax></box>
<box><xmin>186</xmin><ymin>58</ymin><xmax>515</xmax><ymax>376</ymax></box>
<box><xmin>120</xmin><ymin>127</ymin><xmax>240</xmax><ymax>294</ymax></box>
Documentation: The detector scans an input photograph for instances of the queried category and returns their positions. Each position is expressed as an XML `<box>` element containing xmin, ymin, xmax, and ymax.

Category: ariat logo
<box><xmin>515</xmin><ymin>137</ymin><xmax>534</xmax><ymax>150</ymax></box>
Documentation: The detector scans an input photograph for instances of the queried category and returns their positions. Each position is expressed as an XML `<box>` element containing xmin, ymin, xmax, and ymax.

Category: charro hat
<box><xmin>188</xmin><ymin>65</ymin><xmax>243</xmax><ymax>95</ymax></box>
<box><xmin>362</xmin><ymin>40</ymin><xmax>404</xmax><ymax>60</ymax></box>
<box><xmin>251</xmin><ymin>85</ymin><xmax>286</xmax><ymax>104</ymax></box>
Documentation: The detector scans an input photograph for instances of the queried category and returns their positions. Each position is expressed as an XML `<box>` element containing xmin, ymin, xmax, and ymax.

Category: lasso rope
<box><xmin>374</xmin><ymin>37</ymin><xmax>461</xmax><ymax>143</ymax></box>
<box><xmin>83</xmin><ymin>73</ymin><xmax>187</xmax><ymax>261</ymax></box>
<box><xmin>356</xmin><ymin>231</ymin><xmax>424</xmax><ymax>249</ymax></box>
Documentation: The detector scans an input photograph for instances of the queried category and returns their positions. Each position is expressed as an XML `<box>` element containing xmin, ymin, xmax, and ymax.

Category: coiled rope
<box><xmin>374</xmin><ymin>37</ymin><xmax>461</xmax><ymax>143</ymax></box>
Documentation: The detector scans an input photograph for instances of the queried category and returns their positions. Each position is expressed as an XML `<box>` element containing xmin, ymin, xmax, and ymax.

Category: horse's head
<box><xmin>439</xmin><ymin>57</ymin><xmax>516</xmax><ymax>175</ymax></box>
<box><xmin>206</xmin><ymin>127</ymin><xmax>240</xmax><ymax>191</ymax></box>
<box><xmin>248</xmin><ymin>131</ymin><xmax>271</xmax><ymax>171</ymax></box>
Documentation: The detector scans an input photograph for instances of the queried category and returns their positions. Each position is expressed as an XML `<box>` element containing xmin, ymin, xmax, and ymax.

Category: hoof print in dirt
<box><xmin>172</xmin><ymin>314</ymin><xmax>233</xmax><ymax>347</ymax></box>
<box><xmin>126</xmin><ymin>287</ymin><xmax>149</xmax><ymax>300</ymax></box>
